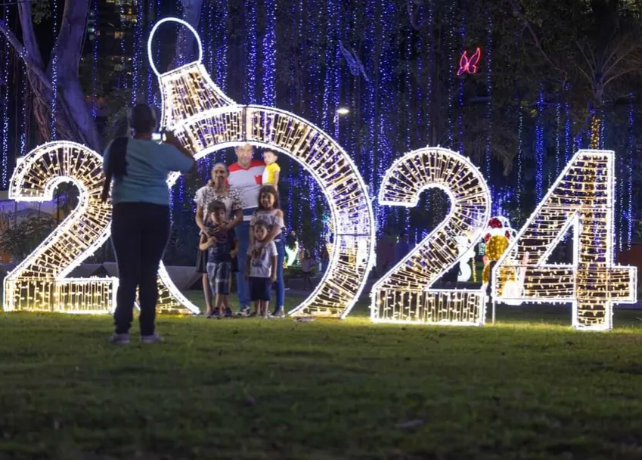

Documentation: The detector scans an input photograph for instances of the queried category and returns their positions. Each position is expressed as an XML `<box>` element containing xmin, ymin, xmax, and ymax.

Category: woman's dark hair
<box><xmin>129</xmin><ymin>103</ymin><xmax>156</xmax><ymax>134</ymax></box>
<box><xmin>257</xmin><ymin>185</ymin><xmax>280</xmax><ymax>211</ymax></box>
<box><xmin>207</xmin><ymin>200</ymin><xmax>226</xmax><ymax>214</ymax></box>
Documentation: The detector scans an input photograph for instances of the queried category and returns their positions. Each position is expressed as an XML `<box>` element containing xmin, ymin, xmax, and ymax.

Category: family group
<box><xmin>102</xmin><ymin>104</ymin><xmax>289</xmax><ymax>344</ymax></box>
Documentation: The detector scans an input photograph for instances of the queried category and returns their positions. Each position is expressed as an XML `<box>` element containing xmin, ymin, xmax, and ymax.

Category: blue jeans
<box><xmin>274</xmin><ymin>239</ymin><xmax>285</xmax><ymax>310</ymax></box>
<box><xmin>235</xmin><ymin>220</ymin><xmax>251</xmax><ymax>308</ymax></box>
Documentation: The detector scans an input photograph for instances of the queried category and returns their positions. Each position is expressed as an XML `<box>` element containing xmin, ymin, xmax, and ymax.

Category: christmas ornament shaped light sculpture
<box><xmin>492</xmin><ymin>149</ymin><xmax>637</xmax><ymax>330</ymax></box>
<box><xmin>3</xmin><ymin>142</ymin><xmax>118</xmax><ymax>313</ymax></box>
<box><xmin>372</xmin><ymin>147</ymin><xmax>491</xmax><ymax>326</ymax></box>
<box><xmin>149</xmin><ymin>18</ymin><xmax>375</xmax><ymax>318</ymax></box>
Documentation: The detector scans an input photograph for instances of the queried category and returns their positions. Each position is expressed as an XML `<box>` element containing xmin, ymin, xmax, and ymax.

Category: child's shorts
<box><xmin>249</xmin><ymin>277</ymin><xmax>271</xmax><ymax>302</ymax></box>
<box><xmin>206</xmin><ymin>262</ymin><xmax>231</xmax><ymax>295</ymax></box>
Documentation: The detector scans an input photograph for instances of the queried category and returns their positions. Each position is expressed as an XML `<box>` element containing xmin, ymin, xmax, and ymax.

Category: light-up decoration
<box><xmin>492</xmin><ymin>149</ymin><xmax>637</xmax><ymax>330</ymax></box>
<box><xmin>285</xmin><ymin>241</ymin><xmax>299</xmax><ymax>267</ymax></box>
<box><xmin>3</xmin><ymin>142</ymin><xmax>118</xmax><ymax>313</ymax></box>
<box><xmin>371</xmin><ymin>147</ymin><xmax>491</xmax><ymax>326</ymax></box>
<box><xmin>457</xmin><ymin>47</ymin><xmax>481</xmax><ymax>75</ymax></box>
<box><xmin>2</xmin><ymin>142</ymin><xmax>198</xmax><ymax>315</ymax></box>
<box><xmin>149</xmin><ymin>18</ymin><xmax>375</xmax><ymax>319</ymax></box>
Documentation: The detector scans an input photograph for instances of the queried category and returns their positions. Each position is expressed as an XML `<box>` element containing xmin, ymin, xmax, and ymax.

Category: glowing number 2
<box><xmin>3</xmin><ymin>142</ymin><xmax>118</xmax><ymax>313</ymax></box>
<box><xmin>493</xmin><ymin>149</ymin><xmax>637</xmax><ymax>330</ymax></box>
<box><xmin>371</xmin><ymin>147</ymin><xmax>491</xmax><ymax>325</ymax></box>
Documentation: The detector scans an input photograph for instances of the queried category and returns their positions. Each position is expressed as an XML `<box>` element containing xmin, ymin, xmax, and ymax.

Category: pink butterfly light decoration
<box><xmin>457</xmin><ymin>47</ymin><xmax>481</xmax><ymax>75</ymax></box>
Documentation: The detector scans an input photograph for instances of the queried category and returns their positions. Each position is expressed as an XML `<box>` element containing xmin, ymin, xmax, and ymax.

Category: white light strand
<box><xmin>4</xmin><ymin>142</ymin><xmax>118</xmax><ymax>313</ymax></box>
<box><xmin>372</xmin><ymin>147</ymin><xmax>491</xmax><ymax>326</ymax></box>
<box><xmin>4</xmin><ymin>142</ymin><xmax>199</xmax><ymax>316</ymax></box>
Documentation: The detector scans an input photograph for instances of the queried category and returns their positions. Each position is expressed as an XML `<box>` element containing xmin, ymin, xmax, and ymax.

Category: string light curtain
<box><xmin>1</xmin><ymin>3</ymin><xmax>9</xmax><ymax>187</ymax></box>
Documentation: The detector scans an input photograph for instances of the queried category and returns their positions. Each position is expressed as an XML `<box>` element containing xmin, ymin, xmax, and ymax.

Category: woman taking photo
<box><xmin>103</xmin><ymin>103</ymin><xmax>196</xmax><ymax>344</ymax></box>
<box><xmin>194</xmin><ymin>163</ymin><xmax>243</xmax><ymax>317</ymax></box>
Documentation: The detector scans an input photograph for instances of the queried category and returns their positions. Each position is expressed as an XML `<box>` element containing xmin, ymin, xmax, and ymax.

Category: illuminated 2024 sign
<box><xmin>2</xmin><ymin>19</ymin><xmax>636</xmax><ymax>331</ymax></box>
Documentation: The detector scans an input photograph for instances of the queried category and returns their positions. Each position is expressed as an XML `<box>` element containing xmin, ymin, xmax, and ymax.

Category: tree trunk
<box><xmin>0</xmin><ymin>0</ymin><xmax>101</xmax><ymax>151</ymax></box>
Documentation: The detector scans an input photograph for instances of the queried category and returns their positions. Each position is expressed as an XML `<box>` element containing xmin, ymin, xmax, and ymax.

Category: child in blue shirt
<box><xmin>199</xmin><ymin>201</ymin><xmax>238</xmax><ymax>318</ymax></box>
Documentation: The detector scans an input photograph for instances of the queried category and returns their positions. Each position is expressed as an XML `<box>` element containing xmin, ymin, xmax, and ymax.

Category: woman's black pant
<box><xmin>111</xmin><ymin>202</ymin><xmax>170</xmax><ymax>335</ymax></box>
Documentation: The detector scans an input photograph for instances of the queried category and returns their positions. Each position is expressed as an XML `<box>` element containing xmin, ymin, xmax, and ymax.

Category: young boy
<box><xmin>244</xmin><ymin>220</ymin><xmax>277</xmax><ymax>318</ymax></box>
<box><xmin>262</xmin><ymin>150</ymin><xmax>280</xmax><ymax>191</ymax></box>
<box><xmin>199</xmin><ymin>201</ymin><xmax>238</xmax><ymax>318</ymax></box>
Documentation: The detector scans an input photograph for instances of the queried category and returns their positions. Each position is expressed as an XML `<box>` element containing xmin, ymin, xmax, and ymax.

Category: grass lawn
<box><xmin>1</xmin><ymin>292</ymin><xmax>642</xmax><ymax>459</ymax></box>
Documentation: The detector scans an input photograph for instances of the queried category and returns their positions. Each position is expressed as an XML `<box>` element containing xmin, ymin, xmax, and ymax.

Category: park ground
<box><xmin>1</xmin><ymin>291</ymin><xmax>642</xmax><ymax>459</ymax></box>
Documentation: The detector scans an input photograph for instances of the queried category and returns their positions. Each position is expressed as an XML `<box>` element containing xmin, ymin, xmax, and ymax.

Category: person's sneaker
<box><xmin>236</xmin><ymin>305</ymin><xmax>251</xmax><ymax>317</ymax></box>
<box><xmin>109</xmin><ymin>333</ymin><xmax>130</xmax><ymax>345</ymax></box>
<box><xmin>140</xmin><ymin>333</ymin><xmax>163</xmax><ymax>344</ymax></box>
<box><xmin>208</xmin><ymin>309</ymin><xmax>221</xmax><ymax>319</ymax></box>
<box><xmin>271</xmin><ymin>308</ymin><xmax>285</xmax><ymax>318</ymax></box>
<box><xmin>223</xmin><ymin>307</ymin><xmax>233</xmax><ymax>318</ymax></box>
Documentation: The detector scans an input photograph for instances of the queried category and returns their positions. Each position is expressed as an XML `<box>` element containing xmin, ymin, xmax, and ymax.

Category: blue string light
<box><xmin>627</xmin><ymin>96</ymin><xmax>634</xmax><ymax>249</ymax></box>
<box><xmin>321</xmin><ymin>1</ymin><xmax>333</xmax><ymax>133</ymax></box>
<box><xmin>51</xmin><ymin>0</ymin><xmax>58</xmax><ymax>140</ymax></box>
<box><xmin>458</xmin><ymin>12</ymin><xmax>465</xmax><ymax>155</ymax></box>
<box><xmin>284</xmin><ymin>0</ymin><xmax>298</xmax><ymax>235</ymax></box>
<box><xmin>517</xmin><ymin>100</ymin><xmax>523</xmax><ymax>210</ymax></box>
<box><xmin>404</xmin><ymin>12</ymin><xmax>413</xmax><ymax>230</ymax></box>
<box><xmin>332</xmin><ymin>0</ymin><xmax>341</xmax><ymax>142</ymax></box>
<box><xmin>307</xmin><ymin>0</ymin><xmax>320</xmax><ymax>234</ymax></box>
<box><xmin>413</xmin><ymin>2</ymin><xmax>426</xmax><ymax>245</ymax></box>
<box><xmin>218</xmin><ymin>0</ymin><xmax>228</xmax><ymax>91</ymax></box>
<box><xmin>445</xmin><ymin>3</ymin><xmax>455</xmax><ymax>148</ymax></box>
<box><xmin>564</xmin><ymin>98</ymin><xmax>571</xmax><ymax>163</ymax></box>
<box><xmin>535</xmin><ymin>88</ymin><xmax>544</xmax><ymax>203</ymax></box>
<box><xmin>1</xmin><ymin>3</ymin><xmax>9</xmax><ymax>187</ymax></box>
<box><xmin>555</xmin><ymin>102</ymin><xmax>561</xmax><ymax>177</ymax></box>
<box><xmin>20</xmin><ymin>63</ymin><xmax>27</xmax><ymax>156</ymax></box>
<box><xmin>131</xmin><ymin>0</ymin><xmax>144</xmax><ymax>104</ymax></box>
<box><xmin>91</xmin><ymin>0</ymin><xmax>99</xmax><ymax>119</ymax></box>
<box><xmin>245</xmin><ymin>0</ymin><xmax>257</xmax><ymax>104</ymax></box>
<box><xmin>147</xmin><ymin>0</ymin><xmax>155</xmax><ymax>105</ymax></box>
<box><xmin>363</xmin><ymin>0</ymin><xmax>376</xmax><ymax>189</ymax></box>
<box><xmin>376</xmin><ymin>0</ymin><xmax>397</xmax><ymax>234</ymax></box>
<box><xmin>117</xmin><ymin>0</ymin><xmax>128</xmax><ymax>91</ymax></box>
<box><xmin>262</xmin><ymin>0</ymin><xmax>276</xmax><ymax>107</ymax></box>
<box><xmin>485</xmin><ymin>8</ymin><xmax>493</xmax><ymax>205</ymax></box>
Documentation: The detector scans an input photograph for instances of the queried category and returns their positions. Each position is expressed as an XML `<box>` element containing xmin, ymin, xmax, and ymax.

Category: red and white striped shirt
<box><xmin>228</xmin><ymin>160</ymin><xmax>265</xmax><ymax>212</ymax></box>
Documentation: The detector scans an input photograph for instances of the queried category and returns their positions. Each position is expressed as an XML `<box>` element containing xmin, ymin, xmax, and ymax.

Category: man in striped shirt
<box><xmin>228</xmin><ymin>143</ymin><xmax>265</xmax><ymax>315</ymax></box>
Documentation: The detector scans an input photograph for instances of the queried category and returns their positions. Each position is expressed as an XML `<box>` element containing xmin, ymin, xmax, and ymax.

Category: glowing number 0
<box><xmin>3</xmin><ymin>142</ymin><xmax>118</xmax><ymax>313</ymax></box>
<box><xmin>371</xmin><ymin>147</ymin><xmax>491</xmax><ymax>325</ymax></box>
<box><xmin>493</xmin><ymin>149</ymin><xmax>637</xmax><ymax>330</ymax></box>
<box><xmin>150</xmin><ymin>18</ymin><xmax>375</xmax><ymax>317</ymax></box>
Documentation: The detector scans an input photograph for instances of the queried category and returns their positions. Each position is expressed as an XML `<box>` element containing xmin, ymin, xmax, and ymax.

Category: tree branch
<box><xmin>55</xmin><ymin>0</ymin><xmax>91</xmax><ymax>77</ymax></box>
<box><xmin>506</xmin><ymin>0</ymin><xmax>568</xmax><ymax>81</ymax></box>
<box><xmin>0</xmin><ymin>20</ymin><xmax>52</xmax><ymax>91</ymax></box>
<box><xmin>17</xmin><ymin>0</ymin><xmax>45</xmax><ymax>69</ymax></box>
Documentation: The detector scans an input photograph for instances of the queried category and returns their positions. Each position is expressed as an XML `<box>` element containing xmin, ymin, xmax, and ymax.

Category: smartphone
<box><xmin>151</xmin><ymin>131</ymin><xmax>166</xmax><ymax>143</ymax></box>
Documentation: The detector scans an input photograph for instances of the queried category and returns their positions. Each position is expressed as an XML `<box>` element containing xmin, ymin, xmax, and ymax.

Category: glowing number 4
<box><xmin>493</xmin><ymin>150</ymin><xmax>637</xmax><ymax>330</ymax></box>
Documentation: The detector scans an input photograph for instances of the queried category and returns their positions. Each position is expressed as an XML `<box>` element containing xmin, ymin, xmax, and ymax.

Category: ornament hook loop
<box><xmin>147</xmin><ymin>17</ymin><xmax>203</xmax><ymax>77</ymax></box>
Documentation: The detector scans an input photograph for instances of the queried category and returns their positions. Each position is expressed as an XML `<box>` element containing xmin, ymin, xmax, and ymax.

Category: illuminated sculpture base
<box><xmin>372</xmin><ymin>289</ymin><xmax>485</xmax><ymax>326</ymax></box>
